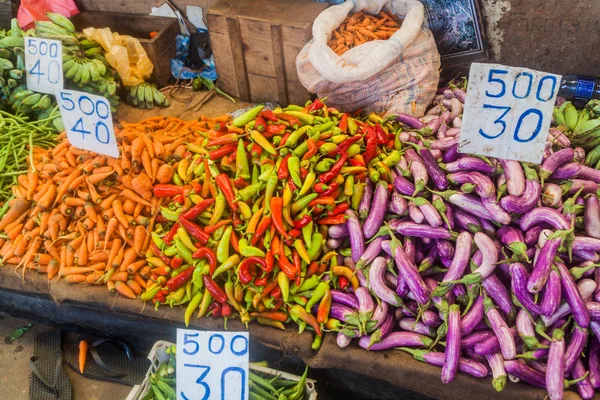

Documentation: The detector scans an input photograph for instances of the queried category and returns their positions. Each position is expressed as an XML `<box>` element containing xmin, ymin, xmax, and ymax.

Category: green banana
<box><xmin>88</xmin><ymin>62</ymin><xmax>100</xmax><ymax>82</ymax></box>
<box><xmin>6</xmin><ymin>78</ymin><xmax>16</xmax><ymax>89</ymax></box>
<box><xmin>79</xmin><ymin>39</ymin><xmax>101</xmax><ymax>49</ymax></box>
<box><xmin>137</xmin><ymin>83</ymin><xmax>146</xmax><ymax>103</ymax></box>
<box><xmin>22</xmin><ymin>93</ymin><xmax>42</xmax><ymax>106</ymax></box>
<box><xmin>144</xmin><ymin>85</ymin><xmax>154</xmax><ymax>104</ymax></box>
<box><xmin>63</xmin><ymin>58</ymin><xmax>75</xmax><ymax>72</ymax></box>
<box><xmin>79</xmin><ymin>63</ymin><xmax>91</xmax><ymax>84</ymax></box>
<box><xmin>574</xmin><ymin>119</ymin><xmax>600</xmax><ymax>137</ymax></box>
<box><xmin>84</xmin><ymin>47</ymin><xmax>103</xmax><ymax>57</ymax></box>
<box><xmin>574</xmin><ymin>108</ymin><xmax>591</xmax><ymax>134</ymax></box>
<box><xmin>65</xmin><ymin>62</ymin><xmax>80</xmax><ymax>80</ymax></box>
<box><xmin>0</xmin><ymin>57</ymin><xmax>13</xmax><ymax>70</ymax></box>
<box><xmin>564</xmin><ymin>102</ymin><xmax>579</xmax><ymax>131</ymax></box>
<box><xmin>0</xmin><ymin>36</ymin><xmax>24</xmax><ymax>48</ymax></box>
<box><xmin>552</xmin><ymin>107</ymin><xmax>566</xmax><ymax>127</ymax></box>
<box><xmin>9</xmin><ymin>69</ymin><xmax>22</xmax><ymax>80</ymax></box>
<box><xmin>13</xmin><ymin>89</ymin><xmax>33</xmax><ymax>100</ymax></box>
<box><xmin>130</xmin><ymin>84</ymin><xmax>138</xmax><ymax>100</ymax></box>
<box><xmin>585</xmin><ymin>145</ymin><xmax>600</xmax><ymax>167</ymax></box>
<box><xmin>47</xmin><ymin>12</ymin><xmax>76</xmax><ymax>34</ymax></box>
<box><xmin>35</xmin><ymin>21</ymin><xmax>70</xmax><ymax>36</ymax></box>
<box><xmin>0</xmin><ymin>48</ymin><xmax>13</xmax><ymax>59</ymax></box>
<box><xmin>32</xmin><ymin>94</ymin><xmax>51</xmax><ymax>110</ymax></box>
<box><xmin>10</xmin><ymin>18</ymin><xmax>22</xmax><ymax>37</ymax></box>
<box><xmin>15</xmin><ymin>53</ymin><xmax>24</xmax><ymax>70</ymax></box>
<box><xmin>91</xmin><ymin>59</ymin><xmax>106</xmax><ymax>75</ymax></box>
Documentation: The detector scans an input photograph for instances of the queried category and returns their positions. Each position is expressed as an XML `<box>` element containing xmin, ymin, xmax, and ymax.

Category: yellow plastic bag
<box><xmin>83</xmin><ymin>27</ymin><xmax>153</xmax><ymax>86</ymax></box>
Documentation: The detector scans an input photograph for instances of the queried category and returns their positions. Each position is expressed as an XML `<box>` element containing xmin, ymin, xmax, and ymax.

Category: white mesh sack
<box><xmin>296</xmin><ymin>0</ymin><xmax>440</xmax><ymax>117</ymax></box>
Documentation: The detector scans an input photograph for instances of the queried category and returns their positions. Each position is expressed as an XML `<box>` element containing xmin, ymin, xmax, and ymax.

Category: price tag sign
<box><xmin>458</xmin><ymin>63</ymin><xmax>562</xmax><ymax>164</ymax></box>
<box><xmin>24</xmin><ymin>37</ymin><xmax>63</xmax><ymax>95</ymax></box>
<box><xmin>56</xmin><ymin>89</ymin><xmax>119</xmax><ymax>158</ymax></box>
<box><xmin>176</xmin><ymin>329</ymin><xmax>249</xmax><ymax>400</ymax></box>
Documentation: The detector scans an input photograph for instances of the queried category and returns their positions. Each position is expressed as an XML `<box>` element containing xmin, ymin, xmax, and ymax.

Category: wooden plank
<box><xmin>238</xmin><ymin>19</ymin><xmax>275</xmax><ymax>77</ymax></box>
<box><xmin>208</xmin><ymin>30</ymin><xmax>239</xmax><ymax>97</ymax></box>
<box><xmin>247</xmin><ymin>74</ymin><xmax>278</xmax><ymax>103</ymax></box>
<box><xmin>76</xmin><ymin>0</ymin><xmax>216</xmax><ymax>14</ymax></box>
<box><xmin>270</xmin><ymin>24</ymin><xmax>288</xmax><ymax>105</ymax></box>
<box><xmin>287</xmin><ymin>80</ymin><xmax>312</xmax><ymax>105</ymax></box>
<box><xmin>226</xmin><ymin>17</ymin><xmax>250</xmax><ymax>101</ymax></box>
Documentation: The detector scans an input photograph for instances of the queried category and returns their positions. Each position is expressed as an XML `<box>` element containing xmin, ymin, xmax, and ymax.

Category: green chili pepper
<box><xmin>305</xmin><ymin>282</ymin><xmax>328</xmax><ymax>311</ymax></box>
<box><xmin>177</xmin><ymin>227</ymin><xmax>198</xmax><ymax>252</ymax></box>
<box><xmin>169</xmin><ymin>285</ymin><xmax>187</xmax><ymax>305</ymax></box>
<box><xmin>307</xmin><ymin>232</ymin><xmax>323</xmax><ymax>261</ymax></box>
<box><xmin>244</xmin><ymin>289</ymin><xmax>254</xmax><ymax>308</ymax></box>
<box><xmin>185</xmin><ymin>291</ymin><xmax>203</xmax><ymax>327</ymax></box>
<box><xmin>368</xmin><ymin>166</ymin><xmax>380</xmax><ymax>183</ymax></box>
<box><xmin>232</xmin><ymin>105</ymin><xmax>265</xmax><ymax>127</ymax></box>
<box><xmin>237</xmin><ymin>183</ymin><xmax>262</xmax><ymax>201</ymax></box>
<box><xmin>197</xmin><ymin>290</ymin><xmax>213</xmax><ymax>318</ymax></box>
<box><xmin>292</xmin><ymin>274</ymin><xmax>320</xmax><ymax>295</ymax></box>
<box><xmin>348</xmin><ymin>143</ymin><xmax>361</xmax><ymax>158</ymax></box>
<box><xmin>291</xmin><ymin>193</ymin><xmax>318</xmax><ymax>214</ymax></box>
<box><xmin>212</xmin><ymin>254</ymin><xmax>241</xmax><ymax>279</ymax></box>
<box><xmin>258</xmin><ymin>164</ymin><xmax>274</xmax><ymax>182</ymax></box>
<box><xmin>152</xmin><ymin>234</ymin><xmax>167</xmax><ymax>250</ymax></box>
<box><xmin>251</xmin><ymin>164</ymin><xmax>259</xmax><ymax>185</ymax></box>
<box><xmin>277</xmin><ymin>271</ymin><xmax>290</xmax><ymax>302</ymax></box>
<box><xmin>174</xmin><ymin>239</ymin><xmax>194</xmax><ymax>265</ymax></box>
<box><xmin>172</xmin><ymin>173</ymin><xmax>183</xmax><ymax>186</ymax></box>
<box><xmin>287</xmin><ymin>156</ymin><xmax>302</xmax><ymax>188</ymax></box>
<box><xmin>298</xmin><ymin>169</ymin><xmax>316</xmax><ymax>197</ymax></box>
<box><xmin>394</xmin><ymin>131</ymin><xmax>403</xmax><ymax>151</ymax></box>
<box><xmin>319</xmin><ymin>143</ymin><xmax>337</xmax><ymax>155</ymax></box>
<box><xmin>284</xmin><ymin>104</ymin><xmax>304</xmax><ymax>112</ymax></box>
<box><xmin>284</xmin><ymin>111</ymin><xmax>315</xmax><ymax>125</ymax></box>
<box><xmin>348</xmin><ymin>117</ymin><xmax>357</xmax><ymax>135</ymax></box>
<box><xmin>382</xmin><ymin>150</ymin><xmax>402</xmax><ymax>167</ymax></box>
<box><xmin>351</xmin><ymin>183</ymin><xmax>365</xmax><ymax>211</ymax></box>
<box><xmin>208</xmin><ymin>193</ymin><xmax>226</xmax><ymax>225</ymax></box>
<box><xmin>217</xmin><ymin>227</ymin><xmax>232</xmax><ymax>263</ymax></box>
<box><xmin>292</xmin><ymin>141</ymin><xmax>309</xmax><ymax>157</ymax></box>
<box><xmin>312</xmin><ymin>334</ymin><xmax>323</xmax><ymax>350</ymax></box>
<box><xmin>238</xmin><ymin>201</ymin><xmax>252</xmax><ymax>220</ymax></box>
<box><xmin>252</xmin><ymin>195</ymin><xmax>264</xmax><ymax>213</ymax></box>
<box><xmin>272</xmin><ymin>136</ymin><xmax>282</xmax><ymax>147</ymax></box>
<box><xmin>345</xmin><ymin>174</ymin><xmax>355</xmax><ymax>197</ymax></box>
<box><xmin>193</xmin><ymin>160</ymin><xmax>204</xmax><ymax>176</ymax></box>
<box><xmin>264</xmin><ymin>173</ymin><xmax>278</xmax><ymax>213</ymax></box>
<box><xmin>339</xmin><ymin>248</ymin><xmax>352</xmax><ymax>257</ymax></box>
<box><xmin>315</xmin><ymin>158</ymin><xmax>335</xmax><ymax>172</ymax></box>
<box><xmin>236</xmin><ymin>140</ymin><xmax>250</xmax><ymax>180</ymax></box>
<box><xmin>213</xmin><ymin>225</ymin><xmax>225</xmax><ymax>241</ymax></box>
<box><xmin>302</xmin><ymin>221</ymin><xmax>313</xmax><ymax>249</ymax></box>
<box><xmin>160</xmin><ymin>207</ymin><xmax>180</xmax><ymax>222</ymax></box>
<box><xmin>286</xmin><ymin>126</ymin><xmax>312</xmax><ymax>148</ymax></box>
<box><xmin>164</xmin><ymin>245</ymin><xmax>178</xmax><ymax>257</ymax></box>
<box><xmin>239</xmin><ymin>238</ymin><xmax>266</xmax><ymax>257</ymax></box>
<box><xmin>141</xmin><ymin>285</ymin><xmax>161</xmax><ymax>301</ymax></box>
<box><xmin>292</xmin><ymin>296</ymin><xmax>308</xmax><ymax>307</ymax></box>
<box><xmin>312</xmin><ymin>120</ymin><xmax>334</xmax><ymax>133</ymax></box>
<box><xmin>263</xmin><ymin>229</ymin><xmax>272</xmax><ymax>250</ymax></box>
<box><xmin>171</xmin><ymin>264</ymin><xmax>191</xmax><ymax>278</ymax></box>
<box><xmin>331</xmin><ymin>135</ymin><xmax>348</xmax><ymax>144</ymax></box>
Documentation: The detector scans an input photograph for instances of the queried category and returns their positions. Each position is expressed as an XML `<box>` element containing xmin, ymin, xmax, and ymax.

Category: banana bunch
<box><xmin>555</xmin><ymin>100</ymin><xmax>600</xmax><ymax>168</ymax></box>
<box><xmin>125</xmin><ymin>82</ymin><xmax>170</xmax><ymax>109</ymax></box>
<box><xmin>10</xmin><ymin>86</ymin><xmax>52</xmax><ymax>113</ymax></box>
<box><xmin>77</xmin><ymin>76</ymin><xmax>120</xmax><ymax>112</ymax></box>
<box><xmin>33</xmin><ymin>13</ymin><xmax>78</xmax><ymax>45</ymax></box>
<box><xmin>63</xmin><ymin>52</ymin><xmax>108</xmax><ymax>86</ymax></box>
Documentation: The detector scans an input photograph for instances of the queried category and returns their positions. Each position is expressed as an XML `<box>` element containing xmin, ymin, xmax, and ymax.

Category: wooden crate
<box><xmin>71</xmin><ymin>11</ymin><xmax>179</xmax><ymax>86</ymax></box>
<box><xmin>207</xmin><ymin>0</ymin><xmax>328</xmax><ymax>105</ymax></box>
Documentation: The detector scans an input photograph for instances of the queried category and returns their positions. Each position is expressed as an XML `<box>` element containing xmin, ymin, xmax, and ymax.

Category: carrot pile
<box><xmin>328</xmin><ymin>11</ymin><xmax>402</xmax><ymax>55</ymax></box>
<box><xmin>0</xmin><ymin>115</ymin><xmax>217</xmax><ymax>299</ymax></box>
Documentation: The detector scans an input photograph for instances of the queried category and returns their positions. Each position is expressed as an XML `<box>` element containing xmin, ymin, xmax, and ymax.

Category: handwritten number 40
<box><xmin>480</xmin><ymin>69</ymin><xmax>557</xmax><ymax>143</ymax></box>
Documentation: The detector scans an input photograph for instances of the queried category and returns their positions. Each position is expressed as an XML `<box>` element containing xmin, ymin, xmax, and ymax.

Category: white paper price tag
<box><xmin>24</xmin><ymin>37</ymin><xmax>63</xmax><ymax>95</ymax></box>
<box><xmin>57</xmin><ymin>90</ymin><xmax>119</xmax><ymax>158</ymax></box>
<box><xmin>458</xmin><ymin>63</ymin><xmax>562</xmax><ymax>164</ymax></box>
<box><xmin>176</xmin><ymin>329</ymin><xmax>249</xmax><ymax>400</ymax></box>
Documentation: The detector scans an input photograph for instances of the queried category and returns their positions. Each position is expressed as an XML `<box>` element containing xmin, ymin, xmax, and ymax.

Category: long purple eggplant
<box><xmin>336</xmin><ymin>332</ymin><xmax>353</xmax><ymax>348</ymax></box>
<box><xmin>527</xmin><ymin>234</ymin><xmax>562</xmax><ymax>294</ymax></box>
<box><xmin>441</xmin><ymin>304</ymin><xmax>461</xmax><ymax>384</ymax></box>
<box><xmin>358</xmin><ymin>331</ymin><xmax>433</xmax><ymax>350</ymax></box>
<box><xmin>589</xmin><ymin>339</ymin><xmax>600</xmax><ymax>389</ymax></box>
<box><xmin>462</xmin><ymin>331</ymin><xmax>495</xmax><ymax>349</ymax></box>
<box><xmin>564</xmin><ymin>325</ymin><xmax>588</xmax><ymax>374</ymax></box>
<box><xmin>542</xmin><ymin>279</ymin><xmax>596</xmax><ymax>327</ymax></box>
<box><xmin>500</xmin><ymin>179</ymin><xmax>541</xmax><ymax>214</ymax></box>
<box><xmin>331</xmin><ymin>290</ymin><xmax>359</xmax><ymax>309</ymax></box>
<box><xmin>499</xmin><ymin>159</ymin><xmax>525</xmax><ymax>196</ymax></box>
<box><xmin>356</xmin><ymin>236</ymin><xmax>385</xmax><ymax>269</ymax></box>
<box><xmin>474</xmin><ymin>327</ymin><xmax>517</xmax><ymax>357</ymax></box>
<box><xmin>404</xmin><ymin>148</ymin><xmax>429</xmax><ymax>194</ymax></box>
<box><xmin>436</xmin><ymin>232</ymin><xmax>472</xmax><ymax>295</ymax></box>
<box><xmin>369</xmin><ymin>257</ymin><xmax>403</xmax><ymax>307</ymax></box>
<box><xmin>481</xmin><ymin>197</ymin><xmax>512</xmax><ymax>225</ymax></box>
<box><xmin>546</xmin><ymin>329</ymin><xmax>565</xmax><ymax>400</ymax></box>
<box><xmin>398</xmin><ymin>318</ymin><xmax>435</xmax><ymax>337</ymax></box>
<box><xmin>442</xmin><ymin>144</ymin><xmax>460</xmax><ymax>163</ymax></box>
<box><xmin>485</xmin><ymin>297</ymin><xmax>516</xmax><ymax>360</ymax></box>
<box><xmin>396</xmin><ymin>114</ymin><xmax>424</xmax><ymax>129</ymax></box>
<box><xmin>419</xmin><ymin>147</ymin><xmax>449</xmax><ymax>190</ymax></box>
<box><xmin>572</xmin><ymin>358</ymin><xmax>595</xmax><ymax>399</ymax></box>
<box><xmin>443</xmin><ymin>157</ymin><xmax>496</xmax><ymax>174</ymax></box>
<box><xmin>390</xmin><ymin>221</ymin><xmax>453</xmax><ymax>240</ymax></box>
<box><xmin>363</xmin><ymin>181</ymin><xmax>389</xmax><ymax>239</ymax></box>
<box><xmin>585</xmin><ymin>195</ymin><xmax>600</xmax><ymax>238</ymax></box>
<box><xmin>504</xmin><ymin>360</ymin><xmax>546</xmax><ymax>389</ymax></box>
<box><xmin>448</xmin><ymin>171</ymin><xmax>495</xmax><ymax>199</ymax></box>
<box><xmin>482</xmin><ymin>275</ymin><xmax>516</xmax><ymax>320</ymax></box>
<box><xmin>393</xmin><ymin>175</ymin><xmax>416</xmax><ymax>196</ymax></box>
<box><xmin>401</xmin><ymin>348</ymin><xmax>488</xmax><ymax>378</ymax></box>
<box><xmin>578</xmin><ymin>165</ymin><xmax>600</xmax><ymax>183</ymax></box>
<box><xmin>541</xmin><ymin>270</ymin><xmax>562</xmax><ymax>317</ymax></box>
<box><xmin>391</xmin><ymin>239</ymin><xmax>430</xmax><ymax>305</ymax></box>
<box><xmin>389</xmin><ymin>192</ymin><xmax>408</xmax><ymax>215</ymax></box>
<box><xmin>556</xmin><ymin>262</ymin><xmax>590</xmax><ymax>328</ymax></box>
<box><xmin>345</xmin><ymin>209</ymin><xmax>364</xmax><ymax>263</ymax></box>
<box><xmin>550</xmin><ymin>162</ymin><xmax>581</xmax><ymax>179</ymax></box>
<box><xmin>519</xmin><ymin>207</ymin><xmax>571</xmax><ymax>231</ymax></box>
<box><xmin>453</xmin><ymin>208</ymin><xmax>481</xmax><ymax>233</ymax></box>
<box><xmin>413</xmin><ymin>197</ymin><xmax>443</xmax><ymax>227</ymax></box>
<box><xmin>540</xmin><ymin>148</ymin><xmax>574</xmax><ymax>181</ymax></box>
<box><xmin>510</xmin><ymin>263</ymin><xmax>541</xmax><ymax>316</ymax></box>
<box><xmin>542</xmin><ymin>183</ymin><xmax>563</xmax><ymax>208</ymax></box>
<box><xmin>485</xmin><ymin>353</ymin><xmax>507</xmax><ymax>392</ymax></box>
<box><xmin>358</xmin><ymin>181</ymin><xmax>373</xmax><ymax>219</ymax></box>
<box><xmin>329</xmin><ymin>223</ymin><xmax>349</xmax><ymax>239</ymax></box>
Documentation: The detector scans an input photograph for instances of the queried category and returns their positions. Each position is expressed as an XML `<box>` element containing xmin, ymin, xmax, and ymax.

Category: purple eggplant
<box><xmin>330</xmin><ymin>290</ymin><xmax>359</xmax><ymax>309</ymax></box>
<box><xmin>588</xmin><ymin>302</ymin><xmax>600</xmax><ymax>321</ymax></box>
<box><xmin>454</xmin><ymin>88</ymin><xmax>467</xmax><ymax>103</ymax></box>
<box><xmin>516</xmin><ymin>308</ymin><xmax>541</xmax><ymax>350</ymax></box>
<box><xmin>585</xmin><ymin>195</ymin><xmax>600</xmax><ymax>238</ymax></box>
<box><xmin>548</xmin><ymin>127</ymin><xmax>571</xmax><ymax>147</ymax></box>
<box><xmin>370</xmin><ymin>301</ymin><xmax>389</xmax><ymax>331</ymax></box>
<box><xmin>550</xmin><ymin>162</ymin><xmax>581</xmax><ymax>179</ymax></box>
<box><xmin>356</xmin><ymin>236</ymin><xmax>385</xmax><ymax>269</ymax></box>
<box><xmin>401</xmin><ymin>348</ymin><xmax>488</xmax><ymax>378</ymax></box>
<box><xmin>563</xmin><ymin>179</ymin><xmax>599</xmax><ymax>195</ymax></box>
<box><xmin>441</xmin><ymin>304</ymin><xmax>461</xmax><ymax>384</ymax></box>
<box><xmin>454</xmin><ymin>208</ymin><xmax>481</xmax><ymax>233</ymax></box>
<box><xmin>474</xmin><ymin>327</ymin><xmax>517</xmax><ymax>357</ymax></box>
<box><xmin>391</xmin><ymin>239</ymin><xmax>430</xmax><ymax>305</ymax></box>
<box><xmin>486</xmin><ymin>353</ymin><xmax>507</xmax><ymax>392</ymax></box>
<box><xmin>422</xmin><ymin>310</ymin><xmax>442</xmax><ymax>327</ymax></box>
<box><xmin>419</xmin><ymin>147</ymin><xmax>448</xmax><ymax>190</ymax></box>
<box><xmin>408</xmin><ymin>201</ymin><xmax>425</xmax><ymax>223</ymax></box>
<box><xmin>434</xmin><ymin>239</ymin><xmax>454</xmax><ymax>260</ymax></box>
<box><xmin>336</xmin><ymin>332</ymin><xmax>353</xmax><ymax>348</ymax></box>
<box><xmin>504</xmin><ymin>360</ymin><xmax>546</xmax><ymax>389</ymax></box>
<box><xmin>327</xmin><ymin>237</ymin><xmax>343</xmax><ymax>249</ymax></box>
<box><xmin>363</xmin><ymin>181</ymin><xmax>389</xmax><ymax>239</ymax></box>
<box><xmin>540</xmin><ymin>148</ymin><xmax>574</xmax><ymax>181</ymax></box>
<box><xmin>358</xmin><ymin>331</ymin><xmax>433</xmax><ymax>350</ymax></box>
<box><xmin>510</xmin><ymin>263</ymin><xmax>541</xmax><ymax>316</ymax></box>
<box><xmin>456</xmin><ymin>232</ymin><xmax>498</xmax><ymax>284</ymax></box>
<box><xmin>572</xmin><ymin>236</ymin><xmax>600</xmax><ymax>253</ymax></box>
<box><xmin>417</xmin><ymin>246</ymin><xmax>438</xmax><ymax>272</ymax></box>
<box><xmin>527</xmin><ymin>234</ymin><xmax>562</xmax><ymax>294</ymax></box>
<box><xmin>589</xmin><ymin>339</ymin><xmax>600</xmax><ymax>389</ymax></box>
<box><xmin>462</xmin><ymin>331</ymin><xmax>495</xmax><ymax>349</ymax></box>
<box><xmin>497</xmin><ymin>226</ymin><xmax>528</xmax><ymax>261</ymax></box>
<box><xmin>437</xmin><ymin>232</ymin><xmax>472</xmax><ymax>293</ymax></box>
<box><xmin>431</xmin><ymin>137</ymin><xmax>458</xmax><ymax>150</ymax></box>
<box><xmin>396</xmin><ymin>114</ymin><xmax>424</xmax><ymax>129</ymax></box>
<box><xmin>329</xmin><ymin>223</ymin><xmax>349</xmax><ymax>239</ymax></box>
<box><xmin>448</xmin><ymin>171</ymin><xmax>495</xmax><ymax>198</ymax></box>
<box><xmin>369</xmin><ymin>257</ymin><xmax>402</xmax><ymax>307</ymax></box>
<box><xmin>345</xmin><ymin>209</ymin><xmax>364</xmax><ymax>263</ymax></box>
<box><xmin>393</xmin><ymin>175</ymin><xmax>416</xmax><ymax>196</ymax></box>
<box><xmin>405</xmin><ymin>148</ymin><xmax>429</xmax><ymax>194</ymax></box>
<box><xmin>556</xmin><ymin>262</ymin><xmax>590</xmax><ymax>328</ymax></box>
<box><xmin>443</xmin><ymin>157</ymin><xmax>496</xmax><ymax>174</ymax></box>
<box><xmin>358</xmin><ymin>181</ymin><xmax>373</xmax><ymax>219</ymax></box>
<box><xmin>355</xmin><ymin>287</ymin><xmax>374</xmax><ymax>317</ymax></box>
<box><xmin>483</xmin><ymin>275</ymin><xmax>516</xmax><ymax>320</ymax></box>
<box><xmin>481</xmin><ymin>197</ymin><xmax>512</xmax><ymax>225</ymax></box>
<box><xmin>345</xmin><ymin>257</ymin><xmax>368</xmax><ymax>288</ymax></box>
<box><xmin>546</xmin><ymin>329</ymin><xmax>565</xmax><ymax>400</ymax></box>
<box><xmin>519</xmin><ymin>207</ymin><xmax>571</xmax><ymax>231</ymax></box>
<box><xmin>442</xmin><ymin>191</ymin><xmax>495</xmax><ymax>221</ymax></box>
<box><xmin>461</xmin><ymin>295</ymin><xmax>484</xmax><ymax>336</ymax></box>
<box><xmin>564</xmin><ymin>325</ymin><xmax>588</xmax><ymax>374</ymax></box>
<box><xmin>485</xmin><ymin>297</ymin><xmax>516</xmax><ymax>360</ymax></box>
<box><xmin>413</xmin><ymin>197</ymin><xmax>443</xmax><ymax>227</ymax></box>
<box><xmin>499</xmin><ymin>159</ymin><xmax>525</xmax><ymax>197</ymax></box>
<box><xmin>541</xmin><ymin>270</ymin><xmax>562</xmax><ymax>317</ymax></box>
<box><xmin>542</xmin><ymin>183</ymin><xmax>563</xmax><ymax>208</ymax></box>
<box><xmin>398</xmin><ymin>318</ymin><xmax>435</xmax><ymax>337</ymax></box>
<box><xmin>390</xmin><ymin>221</ymin><xmax>453</xmax><ymax>240</ymax></box>
<box><xmin>579</xmin><ymin>165</ymin><xmax>600</xmax><ymax>183</ymax></box>
<box><xmin>442</xmin><ymin>144</ymin><xmax>460</xmax><ymax>163</ymax></box>
<box><xmin>388</xmin><ymin>192</ymin><xmax>408</xmax><ymax>215</ymax></box>
<box><xmin>572</xmin><ymin>358</ymin><xmax>595</xmax><ymax>399</ymax></box>
<box><xmin>329</xmin><ymin>302</ymin><xmax>358</xmax><ymax>324</ymax></box>
<box><xmin>542</xmin><ymin>279</ymin><xmax>596</xmax><ymax>327</ymax></box>
<box><xmin>500</xmin><ymin>179</ymin><xmax>541</xmax><ymax>214</ymax></box>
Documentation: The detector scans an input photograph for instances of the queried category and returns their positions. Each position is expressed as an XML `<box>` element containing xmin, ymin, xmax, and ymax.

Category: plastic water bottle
<box><xmin>558</xmin><ymin>75</ymin><xmax>600</xmax><ymax>103</ymax></box>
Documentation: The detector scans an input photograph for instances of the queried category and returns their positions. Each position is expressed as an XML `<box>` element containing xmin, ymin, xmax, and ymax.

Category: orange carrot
<box><xmin>110</xmin><ymin>271</ymin><xmax>129</xmax><ymax>282</ymax></box>
<box><xmin>115</xmin><ymin>281</ymin><xmax>136</xmax><ymax>299</ymax></box>
<box><xmin>126</xmin><ymin>279</ymin><xmax>142</xmax><ymax>295</ymax></box>
<box><xmin>66</xmin><ymin>274</ymin><xmax>87</xmax><ymax>283</ymax></box>
<box><xmin>79</xmin><ymin>340</ymin><xmax>88</xmax><ymax>373</ymax></box>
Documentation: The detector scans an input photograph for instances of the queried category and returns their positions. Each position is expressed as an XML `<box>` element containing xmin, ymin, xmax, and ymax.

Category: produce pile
<box><xmin>141</xmin><ymin>344</ymin><xmax>310</xmax><ymax>400</ymax></box>
<box><xmin>328</xmin><ymin>10</ymin><xmax>402</xmax><ymax>55</ymax></box>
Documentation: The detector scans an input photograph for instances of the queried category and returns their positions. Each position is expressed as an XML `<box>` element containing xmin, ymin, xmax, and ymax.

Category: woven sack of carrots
<box><xmin>296</xmin><ymin>0</ymin><xmax>440</xmax><ymax>117</ymax></box>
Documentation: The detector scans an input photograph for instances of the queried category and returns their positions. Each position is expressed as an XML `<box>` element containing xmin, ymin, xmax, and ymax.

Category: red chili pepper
<box><xmin>375</xmin><ymin>124</ymin><xmax>388</xmax><ymax>145</ymax></box>
<box><xmin>300</xmin><ymin>167</ymin><xmax>309</xmax><ymax>180</ymax></box>
<box><xmin>250</xmin><ymin>142</ymin><xmax>263</xmax><ymax>158</ymax></box>
<box><xmin>307</xmin><ymin>261</ymin><xmax>319</xmax><ymax>278</ymax></box>
<box><xmin>254</xmin><ymin>274</ymin><xmax>268</xmax><ymax>287</ymax></box>
<box><xmin>153</xmin><ymin>291</ymin><xmax>166</xmax><ymax>304</ymax></box>
<box><xmin>293</xmin><ymin>250</ymin><xmax>301</xmax><ymax>286</ymax></box>
<box><xmin>287</xmin><ymin>179</ymin><xmax>297</xmax><ymax>193</ymax></box>
<box><xmin>215</xmin><ymin>174</ymin><xmax>237</xmax><ymax>211</ymax></box>
<box><xmin>270</xmin><ymin>197</ymin><xmax>290</xmax><ymax>239</ymax></box>
<box><xmin>317</xmin><ymin>214</ymin><xmax>347</xmax><ymax>225</ymax></box>
<box><xmin>279</xmin><ymin>132</ymin><xmax>292</xmax><ymax>147</ymax></box>
<box><xmin>165</xmin><ymin>265</ymin><xmax>194</xmax><ymax>291</ymax></box>
<box><xmin>173</xmin><ymin>194</ymin><xmax>184</xmax><ymax>205</ymax></box>
<box><xmin>273</xmin><ymin>298</ymin><xmax>284</xmax><ymax>310</ymax></box>
<box><xmin>293</xmin><ymin>214</ymin><xmax>312</xmax><ymax>229</ymax></box>
<box><xmin>191</xmin><ymin>182</ymin><xmax>202</xmax><ymax>193</ymax></box>
<box><xmin>302</xmin><ymin>139</ymin><xmax>318</xmax><ymax>161</ymax></box>
<box><xmin>153</xmin><ymin>184</ymin><xmax>183</xmax><ymax>198</ymax></box>
<box><xmin>193</xmin><ymin>247</ymin><xmax>217</xmax><ymax>275</ymax></box>
<box><xmin>230</xmin><ymin>230</ymin><xmax>240</xmax><ymax>253</ymax></box>
<box><xmin>170</xmin><ymin>256</ymin><xmax>183</xmax><ymax>269</ymax></box>
<box><xmin>179</xmin><ymin>217</ymin><xmax>210</xmax><ymax>244</ymax></box>
<box><xmin>277</xmin><ymin>114</ymin><xmax>300</xmax><ymax>129</ymax></box>
<box><xmin>156</xmin><ymin>215</ymin><xmax>166</xmax><ymax>224</ymax></box>
<box><xmin>306</xmin><ymin>98</ymin><xmax>325</xmax><ymax>112</ymax></box>
<box><xmin>206</xmin><ymin>133</ymin><xmax>238</xmax><ymax>147</ymax></box>
<box><xmin>317</xmin><ymin>289</ymin><xmax>332</xmax><ymax>324</ymax></box>
<box><xmin>203</xmin><ymin>275</ymin><xmax>227</xmax><ymax>303</ymax></box>
<box><xmin>232</xmin><ymin>213</ymin><xmax>244</xmax><ymax>229</ymax></box>
<box><xmin>278</xmin><ymin>154</ymin><xmax>291</xmax><ymax>180</ymax></box>
<box><xmin>233</xmin><ymin>177</ymin><xmax>248</xmax><ymax>189</ymax></box>
<box><xmin>254</xmin><ymin>115</ymin><xmax>266</xmax><ymax>133</ymax></box>
<box><xmin>328</xmin><ymin>202</ymin><xmax>350</xmax><ymax>216</ymax></box>
<box><xmin>181</xmin><ymin>199</ymin><xmax>215</xmax><ymax>220</ymax></box>
<box><xmin>221</xmin><ymin>302</ymin><xmax>233</xmax><ymax>317</ymax></box>
<box><xmin>320</xmin><ymin>182</ymin><xmax>339</xmax><ymax>197</ymax></box>
<box><xmin>260</xmin><ymin>109</ymin><xmax>278</xmax><ymax>122</ymax></box>
<box><xmin>208</xmin><ymin>302</ymin><xmax>221</xmax><ymax>317</ymax></box>
<box><xmin>209</xmin><ymin>144</ymin><xmax>237</xmax><ymax>160</ymax></box>
<box><xmin>251</xmin><ymin>215</ymin><xmax>272</xmax><ymax>246</ymax></box>
<box><xmin>163</xmin><ymin>222</ymin><xmax>180</xmax><ymax>245</ymax></box>
<box><xmin>278</xmin><ymin>255</ymin><xmax>297</xmax><ymax>279</ymax></box>
<box><xmin>338</xmin><ymin>275</ymin><xmax>349</xmax><ymax>290</ymax></box>
<box><xmin>338</xmin><ymin>113</ymin><xmax>348</xmax><ymax>134</ymax></box>
<box><xmin>182</xmin><ymin>151</ymin><xmax>193</xmax><ymax>159</ymax></box>
<box><xmin>364</xmin><ymin>126</ymin><xmax>378</xmax><ymax>164</ymax></box>
<box><xmin>288</xmin><ymin>229</ymin><xmax>302</xmax><ymax>238</ymax></box>
<box><xmin>266</xmin><ymin>124</ymin><xmax>286</xmax><ymax>135</ymax></box>
<box><xmin>312</xmin><ymin>182</ymin><xmax>329</xmax><ymax>194</ymax></box>
<box><xmin>239</xmin><ymin>256</ymin><xmax>267</xmax><ymax>285</ymax></box>
<box><xmin>330</xmin><ymin>135</ymin><xmax>362</xmax><ymax>157</ymax></box>
<box><xmin>265</xmin><ymin>249</ymin><xmax>275</xmax><ymax>273</ymax></box>
<box><xmin>348</xmin><ymin>157</ymin><xmax>366</xmax><ymax>167</ymax></box>
<box><xmin>270</xmin><ymin>287</ymin><xmax>281</xmax><ymax>299</ymax></box>
<box><xmin>319</xmin><ymin>154</ymin><xmax>348</xmax><ymax>183</ymax></box>
<box><xmin>204</xmin><ymin>219</ymin><xmax>231</xmax><ymax>235</ymax></box>
<box><xmin>151</xmin><ymin>241</ymin><xmax>171</xmax><ymax>265</ymax></box>
<box><xmin>309</xmin><ymin>196</ymin><xmax>336</xmax><ymax>207</ymax></box>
